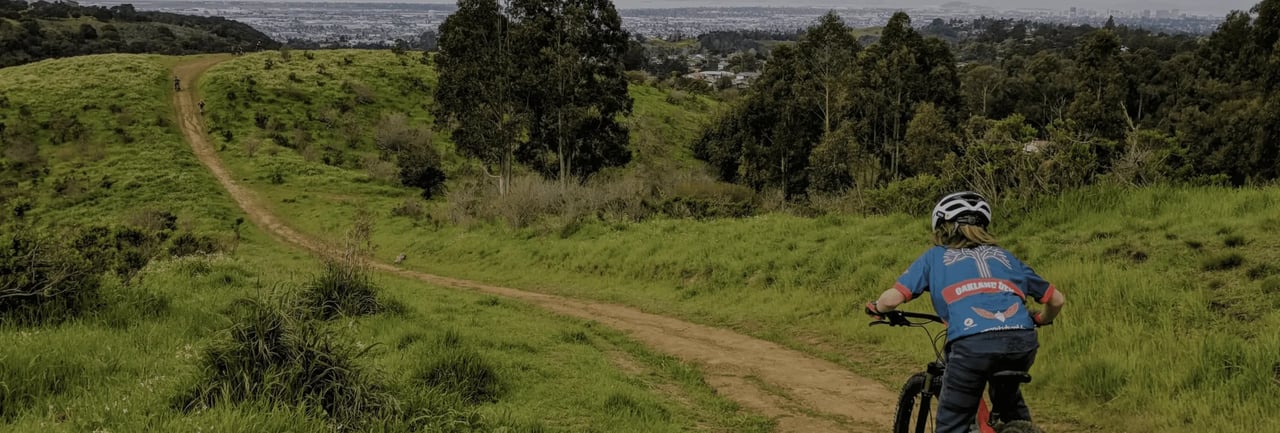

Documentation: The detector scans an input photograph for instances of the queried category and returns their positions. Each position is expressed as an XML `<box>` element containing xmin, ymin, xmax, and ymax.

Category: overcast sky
<box><xmin>110</xmin><ymin>1</ymin><xmax>1265</xmax><ymax>16</ymax></box>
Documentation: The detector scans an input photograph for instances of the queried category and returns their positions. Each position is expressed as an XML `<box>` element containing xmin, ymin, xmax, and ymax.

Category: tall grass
<box><xmin>176</xmin><ymin>295</ymin><xmax>397</xmax><ymax>425</ymax></box>
<box><xmin>355</xmin><ymin>185</ymin><xmax>1280</xmax><ymax>433</ymax></box>
<box><xmin>0</xmin><ymin>226</ymin><xmax>102</xmax><ymax>326</ymax></box>
<box><xmin>0</xmin><ymin>54</ymin><xmax>766</xmax><ymax>433</ymax></box>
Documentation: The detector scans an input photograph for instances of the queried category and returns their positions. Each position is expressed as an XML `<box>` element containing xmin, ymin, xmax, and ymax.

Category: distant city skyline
<box><xmin>85</xmin><ymin>0</ymin><xmax>1261</xmax><ymax>16</ymax></box>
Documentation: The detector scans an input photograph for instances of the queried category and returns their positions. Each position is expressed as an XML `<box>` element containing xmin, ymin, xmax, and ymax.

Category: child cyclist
<box><xmin>865</xmin><ymin>191</ymin><xmax>1066</xmax><ymax>433</ymax></box>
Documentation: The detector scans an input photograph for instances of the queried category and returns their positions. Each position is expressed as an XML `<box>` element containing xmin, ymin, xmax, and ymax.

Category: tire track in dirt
<box><xmin>172</xmin><ymin>57</ymin><xmax>897</xmax><ymax>433</ymax></box>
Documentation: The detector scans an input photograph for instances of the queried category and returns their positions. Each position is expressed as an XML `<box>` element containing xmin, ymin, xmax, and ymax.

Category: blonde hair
<box><xmin>933</xmin><ymin>223</ymin><xmax>998</xmax><ymax>249</ymax></box>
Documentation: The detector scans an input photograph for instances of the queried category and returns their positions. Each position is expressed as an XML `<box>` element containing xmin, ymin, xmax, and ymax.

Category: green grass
<box><xmin>198</xmin><ymin>50</ymin><xmax>720</xmax><ymax>197</ymax></box>
<box><xmin>0</xmin><ymin>54</ymin><xmax>240</xmax><ymax>231</ymax></box>
<box><xmin>189</xmin><ymin>49</ymin><xmax>1280</xmax><ymax>432</ymax></box>
<box><xmin>231</xmin><ymin>176</ymin><xmax>1280</xmax><ymax>432</ymax></box>
<box><xmin>0</xmin><ymin>54</ymin><xmax>771</xmax><ymax>433</ymax></box>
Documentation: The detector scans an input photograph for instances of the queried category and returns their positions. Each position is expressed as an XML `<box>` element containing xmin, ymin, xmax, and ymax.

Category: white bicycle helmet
<box><xmin>931</xmin><ymin>191</ymin><xmax>991</xmax><ymax>230</ymax></box>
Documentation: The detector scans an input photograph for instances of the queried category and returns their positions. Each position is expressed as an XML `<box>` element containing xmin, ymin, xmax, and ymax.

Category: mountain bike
<box><xmin>870</xmin><ymin>311</ymin><xmax>1043</xmax><ymax>433</ymax></box>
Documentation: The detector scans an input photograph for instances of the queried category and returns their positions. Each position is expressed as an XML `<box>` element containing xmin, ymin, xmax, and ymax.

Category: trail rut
<box><xmin>172</xmin><ymin>56</ymin><xmax>897</xmax><ymax>433</ymax></box>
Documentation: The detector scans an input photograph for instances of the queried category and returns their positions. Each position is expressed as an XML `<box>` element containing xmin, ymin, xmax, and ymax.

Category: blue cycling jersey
<box><xmin>895</xmin><ymin>245</ymin><xmax>1056</xmax><ymax>342</ymax></box>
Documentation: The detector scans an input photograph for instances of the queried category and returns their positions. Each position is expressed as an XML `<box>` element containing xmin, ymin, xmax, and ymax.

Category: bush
<box><xmin>1202</xmin><ymin>253</ymin><xmax>1245</xmax><ymax>272</ymax></box>
<box><xmin>176</xmin><ymin>296</ymin><xmax>395</xmax><ymax>423</ymax></box>
<box><xmin>298</xmin><ymin>257</ymin><xmax>383</xmax><ymax>320</ymax></box>
<box><xmin>299</xmin><ymin>212</ymin><xmax>384</xmax><ymax>320</ymax></box>
<box><xmin>658</xmin><ymin>177</ymin><xmax>756</xmax><ymax>219</ymax></box>
<box><xmin>168</xmin><ymin>232</ymin><xmax>221</xmax><ymax>257</ymax></box>
<box><xmin>416</xmin><ymin>349</ymin><xmax>504</xmax><ymax>405</ymax></box>
<box><xmin>362</xmin><ymin>154</ymin><xmax>400</xmax><ymax>185</ymax></box>
<box><xmin>0</xmin><ymin>227</ymin><xmax>102</xmax><ymax>325</ymax></box>
<box><xmin>1247</xmin><ymin>264</ymin><xmax>1278</xmax><ymax>280</ymax></box>
<box><xmin>397</xmin><ymin>144</ymin><xmax>447</xmax><ymax>199</ymax></box>
<box><xmin>1261</xmin><ymin>277</ymin><xmax>1280</xmax><ymax>295</ymax></box>
<box><xmin>71</xmin><ymin>224</ymin><xmax>167</xmax><ymax>284</ymax></box>
<box><xmin>390</xmin><ymin>197</ymin><xmax>426</xmax><ymax>219</ymax></box>
<box><xmin>1223</xmin><ymin>234</ymin><xmax>1248</xmax><ymax>247</ymax></box>
<box><xmin>866</xmin><ymin>175</ymin><xmax>946</xmax><ymax>215</ymax></box>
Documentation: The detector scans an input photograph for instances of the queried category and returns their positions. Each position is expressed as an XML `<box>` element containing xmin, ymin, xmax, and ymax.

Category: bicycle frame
<box><xmin>872</xmin><ymin>311</ymin><xmax>1011</xmax><ymax>433</ymax></box>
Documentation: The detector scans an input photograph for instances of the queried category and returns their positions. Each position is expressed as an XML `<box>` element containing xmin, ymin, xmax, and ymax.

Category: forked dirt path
<box><xmin>172</xmin><ymin>57</ymin><xmax>897</xmax><ymax>433</ymax></box>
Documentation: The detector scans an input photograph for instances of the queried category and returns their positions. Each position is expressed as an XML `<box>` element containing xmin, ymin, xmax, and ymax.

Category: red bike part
<box><xmin>977</xmin><ymin>399</ymin><xmax>997</xmax><ymax>433</ymax></box>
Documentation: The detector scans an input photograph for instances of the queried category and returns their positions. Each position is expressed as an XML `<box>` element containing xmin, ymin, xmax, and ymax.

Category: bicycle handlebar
<box><xmin>868</xmin><ymin>310</ymin><xmax>943</xmax><ymax>327</ymax></box>
<box><xmin>869</xmin><ymin>310</ymin><xmax>1052</xmax><ymax>328</ymax></box>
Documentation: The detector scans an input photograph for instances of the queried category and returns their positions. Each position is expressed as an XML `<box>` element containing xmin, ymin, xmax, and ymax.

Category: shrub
<box><xmin>1223</xmin><ymin>234</ymin><xmax>1248</xmax><ymax>247</ymax></box>
<box><xmin>1202</xmin><ymin>253</ymin><xmax>1245</xmax><ymax>272</ymax></box>
<box><xmin>176</xmin><ymin>296</ymin><xmax>395</xmax><ymax>423</ymax></box>
<box><xmin>1247</xmin><ymin>264</ymin><xmax>1278</xmax><ymax>281</ymax></box>
<box><xmin>298</xmin><ymin>256</ymin><xmax>383</xmax><ymax>320</ymax></box>
<box><xmin>390</xmin><ymin>197</ymin><xmax>426</xmax><ymax>219</ymax></box>
<box><xmin>0</xmin><ymin>227</ymin><xmax>102</xmax><ymax>325</ymax></box>
<box><xmin>299</xmin><ymin>213</ymin><xmax>384</xmax><ymax>320</ymax></box>
<box><xmin>168</xmin><ymin>232</ymin><xmax>221</xmax><ymax>257</ymax></box>
<box><xmin>416</xmin><ymin>349</ymin><xmax>504</xmax><ymax>404</ymax></box>
<box><xmin>1262</xmin><ymin>277</ymin><xmax>1280</xmax><ymax>295</ymax></box>
<box><xmin>397</xmin><ymin>144</ymin><xmax>447</xmax><ymax>199</ymax></box>
<box><xmin>363</xmin><ymin>154</ymin><xmax>400</xmax><ymax>185</ymax></box>
<box><xmin>659</xmin><ymin>177</ymin><xmax>756</xmax><ymax>219</ymax></box>
<box><xmin>866</xmin><ymin>174</ymin><xmax>946</xmax><ymax>215</ymax></box>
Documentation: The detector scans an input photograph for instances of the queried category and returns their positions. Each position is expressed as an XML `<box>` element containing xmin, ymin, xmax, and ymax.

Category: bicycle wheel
<box><xmin>893</xmin><ymin>373</ymin><xmax>937</xmax><ymax>433</ymax></box>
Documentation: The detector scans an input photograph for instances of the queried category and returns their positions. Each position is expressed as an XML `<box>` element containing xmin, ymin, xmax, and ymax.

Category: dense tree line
<box><xmin>433</xmin><ymin>0</ymin><xmax>632</xmax><ymax>194</ymax></box>
<box><xmin>694</xmin><ymin>1</ymin><xmax>1280</xmax><ymax>211</ymax></box>
<box><xmin>696</xmin><ymin>29</ymin><xmax>802</xmax><ymax>55</ymax></box>
<box><xmin>0</xmin><ymin>1</ymin><xmax>277</xmax><ymax>68</ymax></box>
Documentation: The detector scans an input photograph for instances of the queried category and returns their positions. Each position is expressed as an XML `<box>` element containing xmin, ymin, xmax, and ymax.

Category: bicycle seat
<box><xmin>992</xmin><ymin>371</ymin><xmax>1031</xmax><ymax>383</ymax></box>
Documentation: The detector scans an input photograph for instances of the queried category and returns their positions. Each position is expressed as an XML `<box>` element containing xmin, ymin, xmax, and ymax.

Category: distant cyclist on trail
<box><xmin>174</xmin><ymin>76</ymin><xmax>181</xmax><ymax>91</ymax></box>
<box><xmin>865</xmin><ymin>191</ymin><xmax>1067</xmax><ymax>433</ymax></box>
<box><xmin>198</xmin><ymin>100</ymin><xmax>205</xmax><ymax>115</ymax></box>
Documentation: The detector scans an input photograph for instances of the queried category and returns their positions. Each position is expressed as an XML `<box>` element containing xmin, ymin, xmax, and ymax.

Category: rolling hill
<box><xmin>193</xmin><ymin>49</ymin><xmax>1280</xmax><ymax>433</ymax></box>
<box><xmin>0</xmin><ymin>1</ymin><xmax>277</xmax><ymax>68</ymax></box>
<box><xmin>4</xmin><ymin>45</ymin><xmax>1280</xmax><ymax>433</ymax></box>
<box><xmin>0</xmin><ymin>53</ymin><xmax>768</xmax><ymax>433</ymax></box>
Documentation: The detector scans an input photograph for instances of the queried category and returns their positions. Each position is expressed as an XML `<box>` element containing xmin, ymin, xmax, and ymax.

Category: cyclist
<box><xmin>174</xmin><ymin>76</ymin><xmax>181</xmax><ymax>91</ymax></box>
<box><xmin>198</xmin><ymin>100</ymin><xmax>205</xmax><ymax>115</ymax></box>
<box><xmin>865</xmin><ymin>191</ymin><xmax>1066</xmax><ymax>433</ymax></box>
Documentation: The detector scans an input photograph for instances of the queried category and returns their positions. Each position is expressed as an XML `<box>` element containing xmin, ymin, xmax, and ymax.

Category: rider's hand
<box><xmin>865</xmin><ymin>301</ymin><xmax>883</xmax><ymax>320</ymax></box>
<box><xmin>1031</xmin><ymin>311</ymin><xmax>1052</xmax><ymax>327</ymax></box>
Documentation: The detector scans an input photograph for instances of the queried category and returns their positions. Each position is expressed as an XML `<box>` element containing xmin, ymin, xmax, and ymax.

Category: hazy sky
<box><xmin>116</xmin><ymin>1</ymin><xmax>1265</xmax><ymax>15</ymax></box>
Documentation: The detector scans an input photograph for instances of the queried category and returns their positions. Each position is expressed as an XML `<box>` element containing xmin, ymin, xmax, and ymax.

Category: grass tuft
<box><xmin>415</xmin><ymin>349</ymin><xmax>504</xmax><ymax>405</ymax></box>
<box><xmin>1201</xmin><ymin>253</ymin><xmax>1245</xmax><ymax>272</ymax></box>
<box><xmin>1262</xmin><ymin>277</ymin><xmax>1280</xmax><ymax>295</ymax></box>
<box><xmin>603</xmin><ymin>392</ymin><xmax>671</xmax><ymax>420</ymax></box>
<box><xmin>1246</xmin><ymin>264</ymin><xmax>1277</xmax><ymax>280</ymax></box>
<box><xmin>1223</xmin><ymin>234</ymin><xmax>1248</xmax><ymax>248</ymax></box>
<box><xmin>176</xmin><ymin>295</ymin><xmax>396</xmax><ymax>423</ymax></box>
<box><xmin>298</xmin><ymin>257</ymin><xmax>384</xmax><ymax>320</ymax></box>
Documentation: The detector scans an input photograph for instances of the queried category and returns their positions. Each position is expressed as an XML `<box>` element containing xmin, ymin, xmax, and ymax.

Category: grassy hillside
<box><xmin>198</xmin><ymin>50</ymin><xmax>719</xmax><ymax>179</ymax></box>
<box><xmin>0</xmin><ymin>2</ymin><xmax>276</xmax><ymax>69</ymax></box>
<box><xmin>192</xmin><ymin>52</ymin><xmax>1280</xmax><ymax>432</ymax></box>
<box><xmin>0</xmin><ymin>55</ymin><xmax>769</xmax><ymax>433</ymax></box>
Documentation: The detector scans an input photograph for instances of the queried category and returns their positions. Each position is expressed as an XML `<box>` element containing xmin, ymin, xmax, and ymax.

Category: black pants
<box><xmin>936</xmin><ymin>331</ymin><xmax>1038</xmax><ymax>433</ymax></box>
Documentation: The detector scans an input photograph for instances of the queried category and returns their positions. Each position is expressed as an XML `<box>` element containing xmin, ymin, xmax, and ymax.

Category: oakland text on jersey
<box><xmin>943</xmin><ymin>278</ymin><xmax>1025</xmax><ymax>304</ymax></box>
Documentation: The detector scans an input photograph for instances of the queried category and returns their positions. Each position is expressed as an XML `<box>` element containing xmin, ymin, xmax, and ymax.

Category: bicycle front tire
<box><xmin>893</xmin><ymin>373</ymin><xmax>937</xmax><ymax>433</ymax></box>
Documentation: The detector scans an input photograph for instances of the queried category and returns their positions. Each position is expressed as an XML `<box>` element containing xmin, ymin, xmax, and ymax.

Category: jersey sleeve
<box><xmin>1016</xmin><ymin>258</ymin><xmax>1056</xmax><ymax>304</ymax></box>
<box><xmin>894</xmin><ymin>251</ymin><xmax>932</xmax><ymax>302</ymax></box>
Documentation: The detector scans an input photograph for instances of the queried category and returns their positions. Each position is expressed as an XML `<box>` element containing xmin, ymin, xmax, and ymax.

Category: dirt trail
<box><xmin>172</xmin><ymin>57</ymin><xmax>897</xmax><ymax>433</ymax></box>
